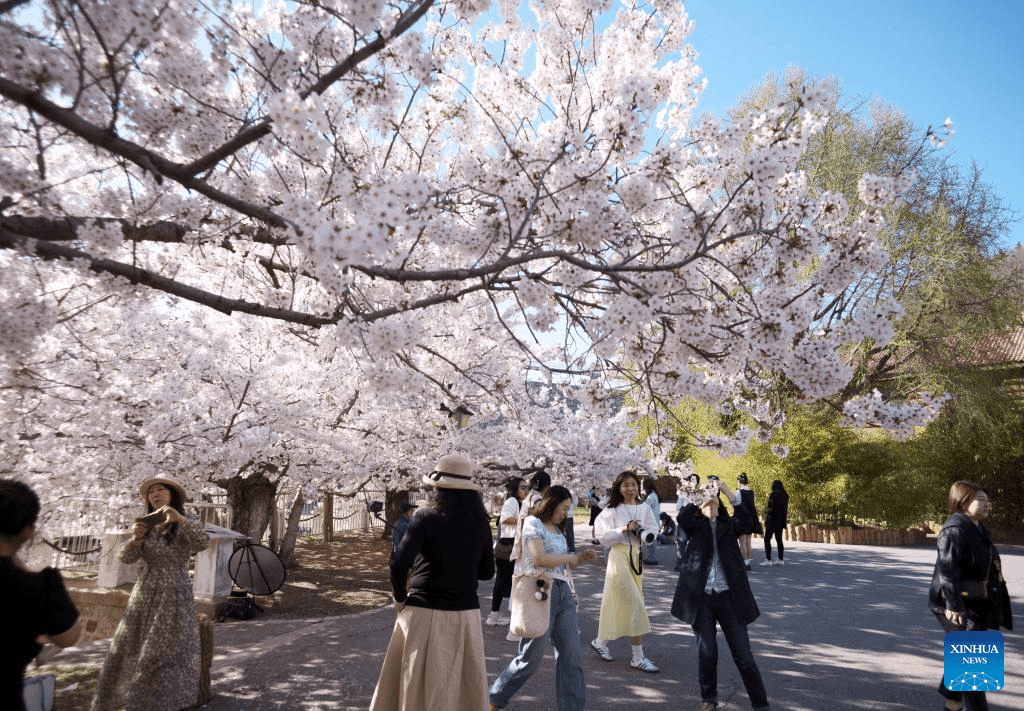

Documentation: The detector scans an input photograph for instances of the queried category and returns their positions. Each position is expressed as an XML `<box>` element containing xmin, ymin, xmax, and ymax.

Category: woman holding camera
<box><xmin>92</xmin><ymin>474</ymin><xmax>209</xmax><ymax>711</ymax></box>
<box><xmin>590</xmin><ymin>470</ymin><xmax>660</xmax><ymax>672</ymax></box>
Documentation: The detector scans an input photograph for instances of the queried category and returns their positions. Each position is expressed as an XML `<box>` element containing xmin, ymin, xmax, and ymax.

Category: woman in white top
<box><xmin>486</xmin><ymin>477</ymin><xmax>529</xmax><ymax>626</ymax></box>
<box><xmin>489</xmin><ymin>486</ymin><xmax>598</xmax><ymax>711</ymax></box>
<box><xmin>590</xmin><ymin>470</ymin><xmax>660</xmax><ymax>673</ymax></box>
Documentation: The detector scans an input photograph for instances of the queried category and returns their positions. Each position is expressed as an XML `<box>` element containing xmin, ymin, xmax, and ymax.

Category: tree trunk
<box><xmin>268</xmin><ymin>492</ymin><xmax>281</xmax><ymax>551</ymax></box>
<box><xmin>215</xmin><ymin>471</ymin><xmax>278</xmax><ymax>541</ymax></box>
<box><xmin>277</xmin><ymin>490</ymin><xmax>305</xmax><ymax>569</ymax></box>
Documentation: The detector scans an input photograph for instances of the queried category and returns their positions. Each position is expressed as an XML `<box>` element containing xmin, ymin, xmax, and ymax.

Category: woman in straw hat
<box><xmin>92</xmin><ymin>474</ymin><xmax>209</xmax><ymax>711</ymax></box>
<box><xmin>370</xmin><ymin>454</ymin><xmax>495</xmax><ymax>711</ymax></box>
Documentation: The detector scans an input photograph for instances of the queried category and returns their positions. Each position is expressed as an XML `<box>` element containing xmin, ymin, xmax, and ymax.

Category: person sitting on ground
<box><xmin>390</xmin><ymin>502</ymin><xmax>417</xmax><ymax>555</ymax></box>
<box><xmin>1</xmin><ymin>479</ymin><xmax>81</xmax><ymax>711</ymax></box>
<box><xmin>657</xmin><ymin>511</ymin><xmax>676</xmax><ymax>544</ymax></box>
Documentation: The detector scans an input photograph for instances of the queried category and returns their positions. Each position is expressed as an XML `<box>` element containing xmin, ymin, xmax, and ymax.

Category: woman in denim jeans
<box><xmin>489</xmin><ymin>486</ymin><xmax>599</xmax><ymax>711</ymax></box>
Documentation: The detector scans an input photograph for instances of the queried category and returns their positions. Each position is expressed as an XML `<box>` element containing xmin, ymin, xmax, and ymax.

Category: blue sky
<box><xmin>683</xmin><ymin>0</ymin><xmax>1023</xmax><ymax>250</ymax></box>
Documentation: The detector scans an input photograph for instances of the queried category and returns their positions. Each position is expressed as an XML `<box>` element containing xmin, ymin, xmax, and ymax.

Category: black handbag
<box><xmin>494</xmin><ymin>538</ymin><xmax>514</xmax><ymax>561</ymax></box>
<box><xmin>960</xmin><ymin>547</ymin><xmax>993</xmax><ymax>600</ymax></box>
<box><xmin>960</xmin><ymin>579</ymin><xmax>988</xmax><ymax>600</ymax></box>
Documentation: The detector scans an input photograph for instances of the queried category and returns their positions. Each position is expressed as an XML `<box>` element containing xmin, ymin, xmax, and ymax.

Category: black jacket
<box><xmin>670</xmin><ymin>503</ymin><xmax>760</xmax><ymax>626</ymax></box>
<box><xmin>764</xmin><ymin>489</ymin><xmax>788</xmax><ymax>531</ymax></box>
<box><xmin>928</xmin><ymin>512</ymin><xmax>1012</xmax><ymax>631</ymax></box>
<box><xmin>390</xmin><ymin>508</ymin><xmax>494</xmax><ymax>611</ymax></box>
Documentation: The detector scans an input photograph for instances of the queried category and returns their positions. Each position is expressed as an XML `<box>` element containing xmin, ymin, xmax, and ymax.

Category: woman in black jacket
<box><xmin>1</xmin><ymin>479</ymin><xmax>81</xmax><ymax>711</ymax></box>
<box><xmin>671</xmin><ymin>478</ymin><xmax>769</xmax><ymax>711</ymax></box>
<box><xmin>929</xmin><ymin>480</ymin><xmax>1013</xmax><ymax>711</ymax></box>
<box><xmin>760</xmin><ymin>480</ymin><xmax>788</xmax><ymax>566</ymax></box>
<box><xmin>370</xmin><ymin>455</ymin><xmax>495</xmax><ymax>711</ymax></box>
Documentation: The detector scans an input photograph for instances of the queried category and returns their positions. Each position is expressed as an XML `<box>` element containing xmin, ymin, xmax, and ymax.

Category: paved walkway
<box><xmin>44</xmin><ymin>530</ymin><xmax>1024</xmax><ymax>710</ymax></box>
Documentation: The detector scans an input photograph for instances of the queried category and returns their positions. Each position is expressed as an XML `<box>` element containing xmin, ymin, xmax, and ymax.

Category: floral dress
<box><xmin>92</xmin><ymin>515</ymin><xmax>209</xmax><ymax>711</ymax></box>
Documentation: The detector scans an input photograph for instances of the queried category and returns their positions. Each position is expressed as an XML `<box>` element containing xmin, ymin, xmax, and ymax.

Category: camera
<box><xmin>637</xmin><ymin>527</ymin><xmax>657</xmax><ymax>544</ymax></box>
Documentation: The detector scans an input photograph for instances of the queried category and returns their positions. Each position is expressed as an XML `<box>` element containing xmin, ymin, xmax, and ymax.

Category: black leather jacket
<box><xmin>928</xmin><ymin>512</ymin><xmax>1012</xmax><ymax>631</ymax></box>
<box><xmin>670</xmin><ymin>502</ymin><xmax>759</xmax><ymax>626</ymax></box>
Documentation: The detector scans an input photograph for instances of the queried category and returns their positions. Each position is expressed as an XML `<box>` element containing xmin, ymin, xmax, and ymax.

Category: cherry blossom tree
<box><xmin>2</xmin><ymin>0</ymin><xmax>949</xmax><ymax>531</ymax></box>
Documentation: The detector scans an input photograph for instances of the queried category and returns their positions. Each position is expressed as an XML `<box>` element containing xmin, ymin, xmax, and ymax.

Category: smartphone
<box><xmin>135</xmin><ymin>509</ymin><xmax>168</xmax><ymax>527</ymax></box>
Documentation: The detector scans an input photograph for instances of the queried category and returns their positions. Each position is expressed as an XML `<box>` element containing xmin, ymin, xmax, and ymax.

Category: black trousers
<box><xmin>763</xmin><ymin>526</ymin><xmax>784</xmax><ymax>560</ymax></box>
<box><xmin>934</xmin><ymin>612</ymin><xmax>989</xmax><ymax>711</ymax></box>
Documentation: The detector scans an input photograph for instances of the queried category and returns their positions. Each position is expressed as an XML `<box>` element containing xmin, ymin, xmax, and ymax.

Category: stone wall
<box><xmin>66</xmin><ymin>581</ymin><xmax>132</xmax><ymax>644</ymax></box>
<box><xmin>67</xmin><ymin>579</ymin><xmax>219</xmax><ymax>644</ymax></box>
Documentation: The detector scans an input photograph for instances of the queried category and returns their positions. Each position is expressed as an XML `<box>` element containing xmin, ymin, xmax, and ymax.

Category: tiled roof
<box><xmin>963</xmin><ymin>327</ymin><xmax>1024</xmax><ymax>366</ymax></box>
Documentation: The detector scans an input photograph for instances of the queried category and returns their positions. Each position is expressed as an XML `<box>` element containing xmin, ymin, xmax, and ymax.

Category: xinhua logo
<box><xmin>944</xmin><ymin>631</ymin><xmax>1004</xmax><ymax>692</ymax></box>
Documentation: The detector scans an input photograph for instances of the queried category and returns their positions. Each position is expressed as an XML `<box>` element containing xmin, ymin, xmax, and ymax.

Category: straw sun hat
<box><xmin>422</xmin><ymin>454</ymin><xmax>481</xmax><ymax>491</ymax></box>
<box><xmin>137</xmin><ymin>473</ymin><xmax>188</xmax><ymax>503</ymax></box>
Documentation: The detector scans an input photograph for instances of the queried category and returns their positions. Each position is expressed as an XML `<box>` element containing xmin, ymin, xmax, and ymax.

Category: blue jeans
<box><xmin>692</xmin><ymin>591</ymin><xmax>769</xmax><ymax>710</ymax></box>
<box><xmin>490</xmin><ymin>579</ymin><xmax>586</xmax><ymax>711</ymax></box>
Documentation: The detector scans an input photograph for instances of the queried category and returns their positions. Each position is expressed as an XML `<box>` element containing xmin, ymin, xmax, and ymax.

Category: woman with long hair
<box><xmin>370</xmin><ymin>455</ymin><xmax>495</xmax><ymax>711</ymax></box>
<box><xmin>489</xmin><ymin>486</ymin><xmax>599</xmax><ymax>711</ymax></box>
<box><xmin>92</xmin><ymin>473</ymin><xmax>209</xmax><ymax>711</ymax></box>
<box><xmin>1</xmin><ymin>479</ymin><xmax>81</xmax><ymax>711</ymax></box>
<box><xmin>760</xmin><ymin>480</ymin><xmax>788</xmax><ymax>566</ymax></box>
<box><xmin>486</xmin><ymin>476</ymin><xmax>528</xmax><ymax>627</ymax></box>
<box><xmin>929</xmin><ymin>480</ymin><xmax>1013</xmax><ymax>711</ymax></box>
<box><xmin>590</xmin><ymin>470</ymin><xmax>660</xmax><ymax>672</ymax></box>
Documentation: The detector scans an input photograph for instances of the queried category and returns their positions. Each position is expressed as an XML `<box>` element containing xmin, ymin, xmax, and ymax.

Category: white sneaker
<box><xmin>485</xmin><ymin>612</ymin><xmax>501</xmax><ymax>626</ymax></box>
<box><xmin>759</xmin><ymin>560</ymin><xmax>774</xmax><ymax>567</ymax></box>
<box><xmin>497</xmin><ymin>612</ymin><xmax>511</xmax><ymax>625</ymax></box>
<box><xmin>506</xmin><ymin>630</ymin><xmax>521</xmax><ymax>642</ymax></box>
<box><xmin>630</xmin><ymin>656</ymin><xmax>659</xmax><ymax>673</ymax></box>
<box><xmin>776</xmin><ymin>559</ymin><xmax>784</xmax><ymax>566</ymax></box>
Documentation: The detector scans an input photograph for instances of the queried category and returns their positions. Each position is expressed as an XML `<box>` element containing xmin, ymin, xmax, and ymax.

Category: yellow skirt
<box><xmin>369</xmin><ymin>606</ymin><xmax>488</xmax><ymax>711</ymax></box>
<box><xmin>597</xmin><ymin>543</ymin><xmax>652</xmax><ymax>640</ymax></box>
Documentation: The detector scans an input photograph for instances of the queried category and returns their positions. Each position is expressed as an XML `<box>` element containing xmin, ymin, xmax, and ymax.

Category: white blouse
<box><xmin>594</xmin><ymin>502</ymin><xmax>659</xmax><ymax>547</ymax></box>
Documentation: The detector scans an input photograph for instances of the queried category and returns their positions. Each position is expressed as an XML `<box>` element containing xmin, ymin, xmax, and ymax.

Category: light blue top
<box><xmin>521</xmin><ymin>515</ymin><xmax>570</xmax><ymax>581</ymax></box>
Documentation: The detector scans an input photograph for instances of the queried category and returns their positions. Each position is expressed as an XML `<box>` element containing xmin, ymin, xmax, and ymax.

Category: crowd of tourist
<box><xmin>1</xmin><ymin>460</ymin><xmax>1012</xmax><ymax>711</ymax></box>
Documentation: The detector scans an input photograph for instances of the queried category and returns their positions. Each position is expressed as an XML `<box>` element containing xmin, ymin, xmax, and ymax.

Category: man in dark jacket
<box><xmin>671</xmin><ymin>478</ymin><xmax>769</xmax><ymax>711</ymax></box>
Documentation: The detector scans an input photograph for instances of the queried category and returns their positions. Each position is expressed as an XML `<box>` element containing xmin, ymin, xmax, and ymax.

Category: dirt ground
<box><xmin>50</xmin><ymin>531</ymin><xmax>394</xmax><ymax>709</ymax></box>
<box><xmin>252</xmin><ymin>532</ymin><xmax>394</xmax><ymax>617</ymax></box>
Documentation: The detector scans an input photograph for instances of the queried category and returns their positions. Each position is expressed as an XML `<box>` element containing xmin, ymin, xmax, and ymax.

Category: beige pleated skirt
<box><xmin>369</xmin><ymin>605</ymin><xmax>489</xmax><ymax>711</ymax></box>
<box><xmin>597</xmin><ymin>543</ymin><xmax>652</xmax><ymax>640</ymax></box>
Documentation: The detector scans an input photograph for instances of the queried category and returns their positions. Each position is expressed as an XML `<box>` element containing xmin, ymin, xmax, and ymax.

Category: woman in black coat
<box><xmin>760</xmin><ymin>480</ymin><xmax>788</xmax><ymax>566</ymax></box>
<box><xmin>929</xmin><ymin>480</ymin><xmax>1012</xmax><ymax>711</ymax></box>
<box><xmin>671</xmin><ymin>478</ymin><xmax>769</xmax><ymax>711</ymax></box>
